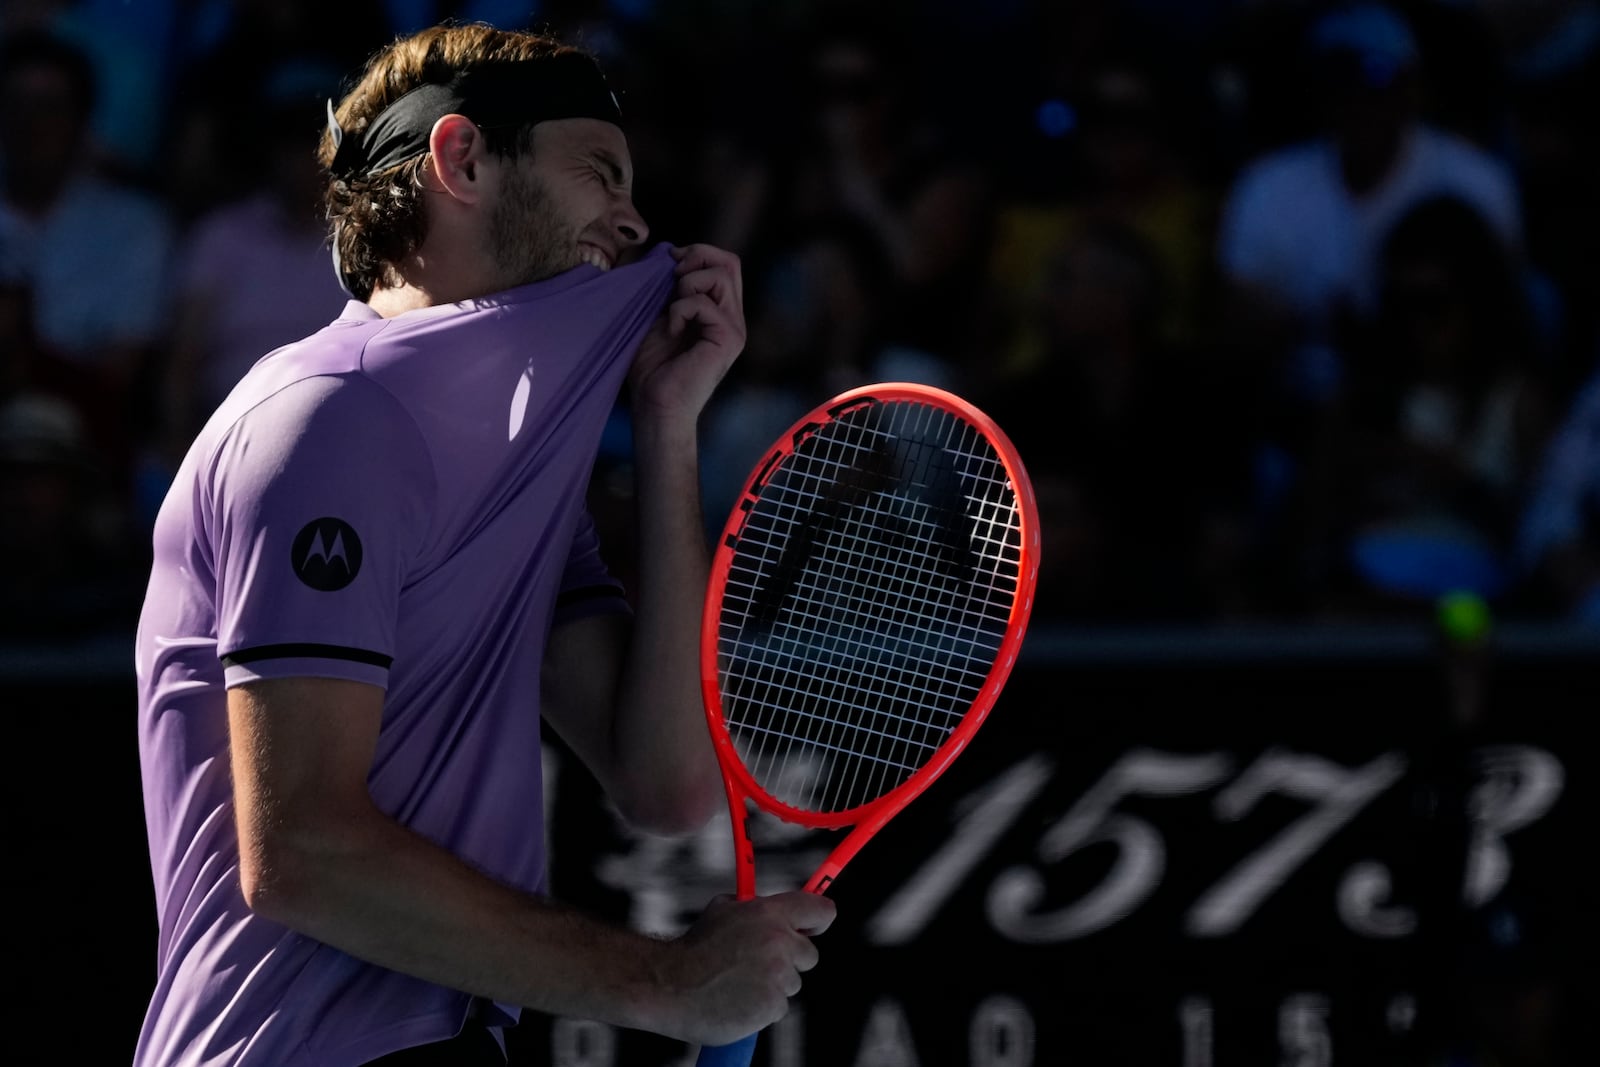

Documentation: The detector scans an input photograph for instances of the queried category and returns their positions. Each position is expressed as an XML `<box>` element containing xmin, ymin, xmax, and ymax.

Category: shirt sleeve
<box><xmin>207</xmin><ymin>373</ymin><xmax>435</xmax><ymax>689</ymax></box>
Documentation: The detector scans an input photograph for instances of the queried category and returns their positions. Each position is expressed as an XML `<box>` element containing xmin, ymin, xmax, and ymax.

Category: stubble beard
<box><xmin>490</xmin><ymin>164</ymin><xmax>580</xmax><ymax>287</ymax></box>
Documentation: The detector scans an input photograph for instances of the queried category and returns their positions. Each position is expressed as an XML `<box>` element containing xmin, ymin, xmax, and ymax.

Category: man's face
<box><xmin>488</xmin><ymin>117</ymin><xmax>648</xmax><ymax>287</ymax></box>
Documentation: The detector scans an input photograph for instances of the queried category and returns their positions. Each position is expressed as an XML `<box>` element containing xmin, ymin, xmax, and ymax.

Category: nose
<box><xmin>612</xmin><ymin>197</ymin><xmax>649</xmax><ymax>247</ymax></box>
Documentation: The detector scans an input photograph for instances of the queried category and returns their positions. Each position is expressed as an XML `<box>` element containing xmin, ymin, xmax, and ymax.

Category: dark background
<box><xmin>13</xmin><ymin>622</ymin><xmax>1591</xmax><ymax>1066</ymax></box>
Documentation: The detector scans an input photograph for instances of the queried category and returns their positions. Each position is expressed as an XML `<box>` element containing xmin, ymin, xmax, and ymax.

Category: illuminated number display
<box><xmin>531</xmin><ymin>655</ymin><xmax>1581</xmax><ymax>1067</ymax></box>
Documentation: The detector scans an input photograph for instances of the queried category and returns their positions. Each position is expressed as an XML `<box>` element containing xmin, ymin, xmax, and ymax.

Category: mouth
<box><xmin>577</xmin><ymin>243</ymin><xmax>613</xmax><ymax>272</ymax></box>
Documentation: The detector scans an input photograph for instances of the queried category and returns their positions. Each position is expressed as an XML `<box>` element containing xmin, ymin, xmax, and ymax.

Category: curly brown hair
<box><xmin>319</xmin><ymin>23</ymin><xmax>590</xmax><ymax>300</ymax></box>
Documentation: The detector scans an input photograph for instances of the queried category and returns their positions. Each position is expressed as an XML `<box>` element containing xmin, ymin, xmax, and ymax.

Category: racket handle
<box><xmin>696</xmin><ymin>1033</ymin><xmax>758</xmax><ymax>1066</ymax></box>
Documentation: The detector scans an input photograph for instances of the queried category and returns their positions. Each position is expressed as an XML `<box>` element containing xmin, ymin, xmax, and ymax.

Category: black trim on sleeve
<box><xmin>555</xmin><ymin>584</ymin><xmax>627</xmax><ymax>610</ymax></box>
<box><xmin>221</xmin><ymin>643</ymin><xmax>394</xmax><ymax>669</ymax></box>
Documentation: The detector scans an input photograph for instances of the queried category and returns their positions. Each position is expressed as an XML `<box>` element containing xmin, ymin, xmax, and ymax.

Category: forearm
<box><xmin>251</xmin><ymin>804</ymin><xmax>678</xmax><ymax>1034</ymax></box>
<box><xmin>608</xmin><ymin>410</ymin><xmax>722</xmax><ymax>827</ymax></box>
<box><xmin>594</xmin><ymin>240</ymin><xmax>747</xmax><ymax>828</ymax></box>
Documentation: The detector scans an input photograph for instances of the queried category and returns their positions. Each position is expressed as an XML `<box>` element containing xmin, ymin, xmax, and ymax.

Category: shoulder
<box><xmin>1222</xmin><ymin>140</ymin><xmax>1335</xmax><ymax>216</ymax></box>
<box><xmin>238</xmin><ymin>348</ymin><xmax>412</xmax><ymax>436</ymax></box>
<box><xmin>1411</xmin><ymin>125</ymin><xmax>1520</xmax><ymax>231</ymax></box>
<box><xmin>201</xmin><ymin>325</ymin><xmax>413</xmax><ymax>457</ymax></box>
<box><xmin>200</xmin><ymin>368</ymin><xmax>435</xmax><ymax>517</ymax></box>
<box><xmin>1414</xmin><ymin>126</ymin><xmax>1515</xmax><ymax>189</ymax></box>
<box><xmin>1232</xmin><ymin>141</ymin><xmax>1331</xmax><ymax>191</ymax></box>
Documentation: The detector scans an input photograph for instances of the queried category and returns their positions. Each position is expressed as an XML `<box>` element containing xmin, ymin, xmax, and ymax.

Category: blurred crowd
<box><xmin>1</xmin><ymin>0</ymin><xmax>1596</xmax><ymax>643</ymax></box>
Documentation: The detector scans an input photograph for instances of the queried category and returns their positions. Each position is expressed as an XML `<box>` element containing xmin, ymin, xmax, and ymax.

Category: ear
<box><xmin>425</xmin><ymin>113</ymin><xmax>489</xmax><ymax>205</ymax></box>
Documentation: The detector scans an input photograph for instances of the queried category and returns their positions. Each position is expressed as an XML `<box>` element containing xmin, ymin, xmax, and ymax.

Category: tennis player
<box><xmin>133</xmin><ymin>22</ymin><xmax>833</xmax><ymax>1067</ymax></box>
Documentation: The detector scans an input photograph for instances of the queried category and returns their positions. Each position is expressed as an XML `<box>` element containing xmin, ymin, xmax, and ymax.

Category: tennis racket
<box><xmin>694</xmin><ymin>382</ymin><xmax>1040</xmax><ymax>1066</ymax></box>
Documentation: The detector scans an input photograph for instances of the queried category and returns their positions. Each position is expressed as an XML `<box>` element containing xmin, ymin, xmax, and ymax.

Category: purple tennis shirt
<box><xmin>134</xmin><ymin>245</ymin><xmax>677</xmax><ymax>1066</ymax></box>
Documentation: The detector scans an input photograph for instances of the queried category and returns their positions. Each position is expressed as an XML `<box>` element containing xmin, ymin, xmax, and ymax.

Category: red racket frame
<box><xmin>699</xmin><ymin>382</ymin><xmax>1040</xmax><ymax>900</ymax></box>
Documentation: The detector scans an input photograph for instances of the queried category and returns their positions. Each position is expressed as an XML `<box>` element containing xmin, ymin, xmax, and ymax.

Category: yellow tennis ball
<box><xmin>1437</xmin><ymin>591</ymin><xmax>1491</xmax><ymax>642</ymax></box>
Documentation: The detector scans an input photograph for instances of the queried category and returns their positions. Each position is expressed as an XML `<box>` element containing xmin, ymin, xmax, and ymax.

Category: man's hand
<box><xmin>630</xmin><ymin>244</ymin><xmax>746</xmax><ymax>423</ymax></box>
<box><xmin>647</xmin><ymin>891</ymin><xmax>837</xmax><ymax>1046</ymax></box>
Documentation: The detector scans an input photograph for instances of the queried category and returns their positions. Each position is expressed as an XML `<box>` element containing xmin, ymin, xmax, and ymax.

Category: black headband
<box><xmin>327</xmin><ymin>53</ymin><xmax>621</xmax><ymax>179</ymax></box>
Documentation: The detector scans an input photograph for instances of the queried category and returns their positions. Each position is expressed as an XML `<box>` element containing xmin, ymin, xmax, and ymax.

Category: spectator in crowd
<box><xmin>156</xmin><ymin>56</ymin><xmax>351</xmax><ymax>465</ymax></box>
<box><xmin>1209</xmin><ymin>2</ymin><xmax>1531</xmax><ymax>609</ymax></box>
<box><xmin>709</xmin><ymin>15</ymin><xmax>995</xmax><ymax>381</ymax></box>
<box><xmin>158</xmin><ymin>0</ymin><xmax>387</xmax><ymax>221</ymax></box>
<box><xmin>698</xmin><ymin>216</ymin><xmax>909</xmax><ymax>541</ymax></box>
<box><xmin>1</xmin><ymin>0</ymin><xmax>171</xmax><ymax>180</ymax></box>
<box><xmin>986</xmin><ymin>53</ymin><xmax>1218</xmax><ymax>378</ymax></box>
<box><xmin>976</xmin><ymin>221</ymin><xmax>1260</xmax><ymax>621</ymax></box>
<box><xmin>802</xmin><ymin>20</ymin><xmax>994</xmax><ymax>374</ymax></box>
<box><xmin>1215</xmin><ymin>1</ymin><xmax>1522</xmax><ymax>408</ymax></box>
<box><xmin>1514</xmin><ymin>363</ymin><xmax>1600</xmax><ymax>625</ymax></box>
<box><xmin>1327</xmin><ymin>194</ymin><xmax>1559</xmax><ymax>614</ymax></box>
<box><xmin>0</xmin><ymin>27</ymin><xmax>176</xmax><ymax>483</ymax></box>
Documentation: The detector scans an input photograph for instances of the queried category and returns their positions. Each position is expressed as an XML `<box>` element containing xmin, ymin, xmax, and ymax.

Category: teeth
<box><xmin>580</xmin><ymin>247</ymin><xmax>610</xmax><ymax>271</ymax></box>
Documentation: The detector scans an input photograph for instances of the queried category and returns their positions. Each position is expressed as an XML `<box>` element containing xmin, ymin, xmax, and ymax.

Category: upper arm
<box><xmin>210</xmin><ymin>375</ymin><xmax>433</xmax><ymax>693</ymax></box>
<box><xmin>228</xmin><ymin>675</ymin><xmax>385</xmax><ymax>907</ymax></box>
<box><xmin>537</xmin><ymin>508</ymin><xmax>633</xmax><ymax>785</ymax></box>
<box><xmin>539</xmin><ymin>611</ymin><xmax>630</xmax><ymax>794</ymax></box>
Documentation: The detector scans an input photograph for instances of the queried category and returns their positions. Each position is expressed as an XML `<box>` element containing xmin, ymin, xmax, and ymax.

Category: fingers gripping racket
<box><xmin>695</xmin><ymin>383</ymin><xmax>1040</xmax><ymax>1066</ymax></box>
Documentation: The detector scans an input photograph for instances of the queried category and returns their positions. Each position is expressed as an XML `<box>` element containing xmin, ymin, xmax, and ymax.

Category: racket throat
<box><xmin>804</xmin><ymin>869</ymin><xmax>836</xmax><ymax>895</ymax></box>
<box><xmin>725</xmin><ymin>792</ymin><xmax>759</xmax><ymax>900</ymax></box>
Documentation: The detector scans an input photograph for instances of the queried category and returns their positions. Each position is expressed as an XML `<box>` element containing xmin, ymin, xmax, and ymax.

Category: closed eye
<box><xmin>591</xmin><ymin>149</ymin><xmax>630</xmax><ymax>191</ymax></box>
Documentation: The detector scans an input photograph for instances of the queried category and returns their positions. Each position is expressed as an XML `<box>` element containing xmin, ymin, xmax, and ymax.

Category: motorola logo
<box><xmin>291</xmin><ymin>518</ymin><xmax>363</xmax><ymax>591</ymax></box>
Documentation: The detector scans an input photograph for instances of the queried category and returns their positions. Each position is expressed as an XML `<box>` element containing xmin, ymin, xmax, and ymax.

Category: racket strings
<box><xmin>796</xmin><ymin>419</ymin><xmax>989</xmax><ymax>808</ymax></box>
<box><xmin>718</xmin><ymin>399</ymin><xmax>1023</xmax><ymax>814</ymax></box>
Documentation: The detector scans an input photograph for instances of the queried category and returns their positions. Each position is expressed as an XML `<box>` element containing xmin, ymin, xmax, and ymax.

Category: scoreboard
<box><xmin>519</xmin><ymin>633</ymin><xmax>1590</xmax><ymax>1067</ymax></box>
